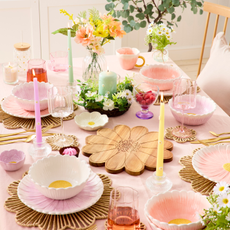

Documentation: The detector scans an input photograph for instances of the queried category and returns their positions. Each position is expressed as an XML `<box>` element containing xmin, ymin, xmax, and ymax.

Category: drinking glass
<box><xmin>172</xmin><ymin>78</ymin><xmax>197</xmax><ymax>138</ymax></box>
<box><xmin>27</xmin><ymin>59</ymin><xmax>48</xmax><ymax>82</ymax></box>
<box><xmin>50</xmin><ymin>51</ymin><xmax>68</xmax><ymax>72</ymax></box>
<box><xmin>47</xmin><ymin>85</ymin><xmax>74</xmax><ymax>147</ymax></box>
<box><xmin>134</xmin><ymin>82</ymin><xmax>159</xmax><ymax>119</ymax></box>
<box><xmin>107</xmin><ymin>186</ymin><xmax>140</xmax><ymax>230</ymax></box>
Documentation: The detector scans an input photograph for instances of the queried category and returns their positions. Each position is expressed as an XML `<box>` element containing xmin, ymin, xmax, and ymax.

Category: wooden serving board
<box><xmin>82</xmin><ymin>125</ymin><xmax>173</xmax><ymax>176</ymax></box>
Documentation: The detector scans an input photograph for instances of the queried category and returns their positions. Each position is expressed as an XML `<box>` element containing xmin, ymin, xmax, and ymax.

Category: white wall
<box><xmin>0</xmin><ymin>0</ymin><xmax>229</xmax><ymax>63</ymax></box>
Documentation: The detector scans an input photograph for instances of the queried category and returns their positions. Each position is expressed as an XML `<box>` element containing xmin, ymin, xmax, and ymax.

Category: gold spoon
<box><xmin>0</xmin><ymin>133</ymin><xmax>55</xmax><ymax>145</ymax></box>
<box><xmin>209</xmin><ymin>131</ymin><xmax>230</xmax><ymax>137</ymax></box>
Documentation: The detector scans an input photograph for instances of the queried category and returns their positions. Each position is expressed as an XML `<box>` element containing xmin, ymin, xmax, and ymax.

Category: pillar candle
<box><xmin>33</xmin><ymin>77</ymin><xmax>42</xmax><ymax>143</ymax></box>
<box><xmin>156</xmin><ymin>92</ymin><xmax>165</xmax><ymax>177</ymax></box>
<box><xmin>4</xmin><ymin>62</ymin><xmax>18</xmax><ymax>84</ymax></box>
<box><xmin>98</xmin><ymin>69</ymin><xmax>117</xmax><ymax>98</ymax></box>
<box><xmin>67</xmin><ymin>24</ymin><xmax>74</xmax><ymax>84</ymax></box>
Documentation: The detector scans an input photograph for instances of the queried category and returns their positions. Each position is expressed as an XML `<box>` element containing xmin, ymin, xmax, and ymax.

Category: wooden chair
<box><xmin>197</xmin><ymin>1</ymin><xmax>230</xmax><ymax>78</ymax></box>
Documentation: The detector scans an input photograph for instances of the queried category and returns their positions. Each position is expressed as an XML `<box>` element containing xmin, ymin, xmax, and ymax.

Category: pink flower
<box><xmin>74</xmin><ymin>26</ymin><xmax>93</xmax><ymax>47</ymax></box>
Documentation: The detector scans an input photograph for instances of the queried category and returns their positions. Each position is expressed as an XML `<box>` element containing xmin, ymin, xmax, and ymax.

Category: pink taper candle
<box><xmin>33</xmin><ymin>76</ymin><xmax>42</xmax><ymax>143</ymax></box>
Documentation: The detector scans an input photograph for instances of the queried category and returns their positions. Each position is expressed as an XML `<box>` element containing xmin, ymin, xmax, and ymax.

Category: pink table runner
<box><xmin>1</xmin><ymin>52</ymin><xmax>230</xmax><ymax>230</ymax></box>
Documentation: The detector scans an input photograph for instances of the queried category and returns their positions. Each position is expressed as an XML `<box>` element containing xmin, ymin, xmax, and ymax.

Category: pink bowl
<box><xmin>0</xmin><ymin>149</ymin><xmax>25</xmax><ymax>171</ymax></box>
<box><xmin>144</xmin><ymin>190</ymin><xmax>211</xmax><ymax>230</ymax></box>
<box><xmin>12</xmin><ymin>82</ymin><xmax>53</xmax><ymax>111</ymax></box>
<box><xmin>140</xmin><ymin>64</ymin><xmax>181</xmax><ymax>91</ymax></box>
<box><xmin>169</xmin><ymin>95</ymin><xmax>216</xmax><ymax>126</ymax></box>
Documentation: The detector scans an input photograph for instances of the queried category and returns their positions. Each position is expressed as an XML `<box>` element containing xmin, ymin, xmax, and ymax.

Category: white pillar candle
<box><xmin>3</xmin><ymin>62</ymin><xmax>18</xmax><ymax>84</ymax></box>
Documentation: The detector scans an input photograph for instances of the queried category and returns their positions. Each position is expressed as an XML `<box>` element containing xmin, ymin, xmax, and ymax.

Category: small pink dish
<box><xmin>140</xmin><ymin>64</ymin><xmax>181</xmax><ymax>91</ymax></box>
<box><xmin>144</xmin><ymin>190</ymin><xmax>210</xmax><ymax>230</ymax></box>
<box><xmin>169</xmin><ymin>95</ymin><xmax>216</xmax><ymax>126</ymax></box>
<box><xmin>0</xmin><ymin>149</ymin><xmax>25</xmax><ymax>171</ymax></box>
<box><xmin>12</xmin><ymin>82</ymin><xmax>53</xmax><ymax>111</ymax></box>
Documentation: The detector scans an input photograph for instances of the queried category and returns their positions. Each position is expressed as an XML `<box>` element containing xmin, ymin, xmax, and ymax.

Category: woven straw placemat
<box><xmin>179</xmin><ymin>148</ymin><xmax>216</xmax><ymax>195</ymax></box>
<box><xmin>4</xmin><ymin>173</ymin><xmax>112</xmax><ymax>230</ymax></box>
<box><xmin>0</xmin><ymin>104</ymin><xmax>77</xmax><ymax>130</ymax></box>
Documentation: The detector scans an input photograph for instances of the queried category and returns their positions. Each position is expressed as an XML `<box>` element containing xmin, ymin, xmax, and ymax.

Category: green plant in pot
<box><xmin>105</xmin><ymin>0</ymin><xmax>204</xmax><ymax>51</ymax></box>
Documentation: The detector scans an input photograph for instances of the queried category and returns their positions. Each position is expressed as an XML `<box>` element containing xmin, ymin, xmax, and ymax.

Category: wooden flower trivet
<box><xmin>179</xmin><ymin>148</ymin><xmax>216</xmax><ymax>195</ymax></box>
<box><xmin>165</xmin><ymin>126</ymin><xmax>197</xmax><ymax>143</ymax></box>
<box><xmin>104</xmin><ymin>220</ymin><xmax>146</xmax><ymax>230</ymax></box>
<box><xmin>4</xmin><ymin>173</ymin><xmax>112</xmax><ymax>230</ymax></box>
<box><xmin>82</xmin><ymin>125</ymin><xmax>173</xmax><ymax>176</ymax></box>
<box><xmin>46</xmin><ymin>134</ymin><xmax>79</xmax><ymax>151</ymax></box>
<box><xmin>0</xmin><ymin>104</ymin><xmax>77</xmax><ymax>130</ymax></box>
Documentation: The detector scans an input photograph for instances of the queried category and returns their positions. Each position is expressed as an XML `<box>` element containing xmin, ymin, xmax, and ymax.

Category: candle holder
<box><xmin>28</xmin><ymin>137</ymin><xmax>52</xmax><ymax>161</ymax></box>
<box><xmin>146</xmin><ymin>172</ymin><xmax>172</xmax><ymax>195</ymax></box>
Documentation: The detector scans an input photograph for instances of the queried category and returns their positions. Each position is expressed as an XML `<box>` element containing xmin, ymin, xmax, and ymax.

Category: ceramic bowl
<box><xmin>12</xmin><ymin>82</ymin><xmax>53</xmax><ymax>111</ymax></box>
<box><xmin>28</xmin><ymin>155</ymin><xmax>91</xmax><ymax>200</ymax></box>
<box><xmin>144</xmin><ymin>190</ymin><xmax>211</xmax><ymax>230</ymax></box>
<box><xmin>0</xmin><ymin>149</ymin><xmax>25</xmax><ymax>171</ymax></box>
<box><xmin>140</xmin><ymin>64</ymin><xmax>182</xmax><ymax>91</ymax></box>
<box><xmin>169</xmin><ymin>95</ymin><xmax>216</xmax><ymax>126</ymax></box>
<box><xmin>74</xmin><ymin>111</ymin><xmax>109</xmax><ymax>131</ymax></box>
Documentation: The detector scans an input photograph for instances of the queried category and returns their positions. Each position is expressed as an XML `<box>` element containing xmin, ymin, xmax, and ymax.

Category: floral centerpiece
<box><xmin>53</xmin><ymin>8</ymin><xmax>126</xmax><ymax>81</ymax></box>
<box><xmin>200</xmin><ymin>181</ymin><xmax>230</xmax><ymax>229</ymax></box>
<box><xmin>74</xmin><ymin>76</ymin><xmax>133</xmax><ymax>117</ymax></box>
<box><xmin>145</xmin><ymin>22</ymin><xmax>176</xmax><ymax>62</ymax></box>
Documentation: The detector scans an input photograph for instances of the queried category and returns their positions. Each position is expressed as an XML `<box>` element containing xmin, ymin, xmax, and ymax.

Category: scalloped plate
<box><xmin>17</xmin><ymin>171</ymin><xmax>104</xmax><ymax>215</ymax></box>
<box><xmin>192</xmin><ymin>144</ymin><xmax>230</xmax><ymax>184</ymax></box>
<box><xmin>1</xmin><ymin>95</ymin><xmax>50</xmax><ymax>119</ymax></box>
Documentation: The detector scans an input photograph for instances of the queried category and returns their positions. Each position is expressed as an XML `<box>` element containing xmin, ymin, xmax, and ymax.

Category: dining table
<box><xmin>0</xmin><ymin>51</ymin><xmax>230</xmax><ymax>230</ymax></box>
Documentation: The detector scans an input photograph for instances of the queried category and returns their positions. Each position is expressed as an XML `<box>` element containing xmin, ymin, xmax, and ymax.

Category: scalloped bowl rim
<box><xmin>168</xmin><ymin>95</ymin><xmax>216</xmax><ymax>118</ymax></box>
<box><xmin>192</xmin><ymin>144</ymin><xmax>230</xmax><ymax>183</ymax></box>
<box><xmin>140</xmin><ymin>64</ymin><xmax>182</xmax><ymax>83</ymax></box>
<box><xmin>12</xmin><ymin>82</ymin><xmax>52</xmax><ymax>103</ymax></box>
<box><xmin>0</xmin><ymin>149</ymin><xmax>25</xmax><ymax>164</ymax></box>
<box><xmin>28</xmin><ymin>155</ymin><xmax>91</xmax><ymax>191</ymax></box>
<box><xmin>74</xmin><ymin>111</ymin><xmax>109</xmax><ymax>130</ymax></box>
<box><xmin>144</xmin><ymin>190</ymin><xmax>209</xmax><ymax>229</ymax></box>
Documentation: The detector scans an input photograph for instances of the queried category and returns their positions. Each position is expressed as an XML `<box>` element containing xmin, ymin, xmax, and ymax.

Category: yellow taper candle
<box><xmin>156</xmin><ymin>92</ymin><xmax>165</xmax><ymax>177</ymax></box>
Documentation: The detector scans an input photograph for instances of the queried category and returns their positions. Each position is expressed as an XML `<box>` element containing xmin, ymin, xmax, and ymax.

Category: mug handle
<box><xmin>135</xmin><ymin>56</ymin><xmax>145</xmax><ymax>68</ymax></box>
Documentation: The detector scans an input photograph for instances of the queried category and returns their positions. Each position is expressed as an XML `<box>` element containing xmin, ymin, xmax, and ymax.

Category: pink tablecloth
<box><xmin>1</xmin><ymin>52</ymin><xmax>230</xmax><ymax>230</ymax></box>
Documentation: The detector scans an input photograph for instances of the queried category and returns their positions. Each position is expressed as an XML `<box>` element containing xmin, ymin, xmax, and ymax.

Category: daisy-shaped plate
<box><xmin>82</xmin><ymin>125</ymin><xmax>173</xmax><ymax>176</ymax></box>
<box><xmin>192</xmin><ymin>144</ymin><xmax>230</xmax><ymax>184</ymax></box>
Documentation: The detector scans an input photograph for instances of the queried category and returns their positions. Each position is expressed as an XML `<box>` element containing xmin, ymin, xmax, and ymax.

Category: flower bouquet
<box><xmin>53</xmin><ymin>8</ymin><xmax>126</xmax><ymax>81</ymax></box>
<box><xmin>201</xmin><ymin>181</ymin><xmax>230</xmax><ymax>229</ymax></box>
<box><xmin>74</xmin><ymin>76</ymin><xmax>133</xmax><ymax>117</ymax></box>
<box><xmin>145</xmin><ymin>22</ymin><xmax>176</xmax><ymax>62</ymax></box>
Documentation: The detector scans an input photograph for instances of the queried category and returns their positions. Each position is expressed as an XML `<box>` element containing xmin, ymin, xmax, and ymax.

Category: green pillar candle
<box><xmin>68</xmin><ymin>27</ymin><xmax>74</xmax><ymax>84</ymax></box>
<box><xmin>99</xmin><ymin>70</ymin><xmax>117</xmax><ymax>98</ymax></box>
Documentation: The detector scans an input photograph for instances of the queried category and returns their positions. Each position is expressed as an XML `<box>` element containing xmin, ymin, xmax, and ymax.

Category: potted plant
<box><xmin>105</xmin><ymin>0</ymin><xmax>204</xmax><ymax>51</ymax></box>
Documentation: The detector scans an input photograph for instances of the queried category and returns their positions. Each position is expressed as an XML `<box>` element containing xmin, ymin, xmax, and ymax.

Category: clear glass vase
<box><xmin>82</xmin><ymin>50</ymin><xmax>107</xmax><ymax>81</ymax></box>
<box><xmin>152</xmin><ymin>48</ymin><xmax>169</xmax><ymax>63</ymax></box>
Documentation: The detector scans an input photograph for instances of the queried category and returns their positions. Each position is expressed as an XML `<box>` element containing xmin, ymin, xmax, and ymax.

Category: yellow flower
<box><xmin>93</xmin><ymin>25</ymin><xmax>108</xmax><ymax>38</ymax></box>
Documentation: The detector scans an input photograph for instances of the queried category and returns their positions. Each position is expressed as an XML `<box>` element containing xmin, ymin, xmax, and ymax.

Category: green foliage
<box><xmin>105</xmin><ymin>0</ymin><xmax>204</xmax><ymax>33</ymax></box>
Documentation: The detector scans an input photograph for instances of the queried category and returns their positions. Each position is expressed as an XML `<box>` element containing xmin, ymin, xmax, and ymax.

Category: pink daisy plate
<box><xmin>2</xmin><ymin>95</ymin><xmax>50</xmax><ymax>119</ymax></box>
<box><xmin>192</xmin><ymin>144</ymin><xmax>230</xmax><ymax>184</ymax></box>
<box><xmin>17</xmin><ymin>171</ymin><xmax>104</xmax><ymax>215</ymax></box>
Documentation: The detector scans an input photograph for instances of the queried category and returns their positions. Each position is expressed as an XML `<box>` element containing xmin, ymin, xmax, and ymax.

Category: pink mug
<box><xmin>116</xmin><ymin>47</ymin><xmax>145</xmax><ymax>70</ymax></box>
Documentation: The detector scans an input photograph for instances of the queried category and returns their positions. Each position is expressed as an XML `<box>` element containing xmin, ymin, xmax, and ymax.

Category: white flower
<box><xmin>166</xmin><ymin>34</ymin><xmax>172</xmax><ymax>40</ymax></box>
<box><xmin>213</xmin><ymin>182</ymin><xmax>229</xmax><ymax>195</ymax></box>
<box><xmin>85</xmin><ymin>91</ymin><xmax>97</xmax><ymax>97</ymax></box>
<box><xmin>148</xmin><ymin>21</ymin><xmax>154</xmax><ymax>28</ymax></box>
<box><xmin>95</xmin><ymin>95</ymin><xmax>104</xmax><ymax>102</ymax></box>
<box><xmin>124</xmin><ymin>89</ymin><xmax>132</xmax><ymax>98</ymax></box>
<box><xmin>160</xmin><ymin>26</ymin><xmax>167</xmax><ymax>32</ymax></box>
<box><xmin>226</xmin><ymin>212</ymin><xmax>230</xmax><ymax>221</ymax></box>
<box><xmin>103</xmin><ymin>99</ymin><xmax>114</xmax><ymax>111</ymax></box>
<box><xmin>74</xmin><ymin>18</ymin><xmax>80</xmax><ymax>24</ymax></box>
<box><xmin>217</xmin><ymin>193</ymin><xmax>230</xmax><ymax>208</ymax></box>
<box><xmin>212</xmin><ymin>204</ymin><xmax>221</xmax><ymax>214</ymax></box>
<box><xmin>157</xmin><ymin>30</ymin><xmax>163</xmax><ymax>36</ymax></box>
<box><xmin>104</xmin><ymin>93</ymin><xmax>109</xmax><ymax>99</ymax></box>
<box><xmin>127</xmin><ymin>96</ymin><xmax>133</xmax><ymax>104</ymax></box>
<box><xmin>165</xmin><ymin>30</ymin><xmax>171</xmax><ymax>36</ymax></box>
<box><xmin>147</xmin><ymin>27</ymin><xmax>153</xmax><ymax>35</ymax></box>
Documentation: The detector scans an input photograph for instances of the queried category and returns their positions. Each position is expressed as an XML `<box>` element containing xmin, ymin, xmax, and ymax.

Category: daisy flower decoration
<box><xmin>213</xmin><ymin>181</ymin><xmax>229</xmax><ymax>195</ymax></box>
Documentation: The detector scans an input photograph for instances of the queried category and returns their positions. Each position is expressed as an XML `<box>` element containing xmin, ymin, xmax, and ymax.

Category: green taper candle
<box><xmin>68</xmin><ymin>27</ymin><xmax>74</xmax><ymax>84</ymax></box>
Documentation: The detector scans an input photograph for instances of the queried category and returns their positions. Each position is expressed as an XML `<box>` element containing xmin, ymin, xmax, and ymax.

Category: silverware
<box><xmin>209</xmin><ymin>131</ymin><xmax>230</xmax><ymax>137</ymax></box>
<box><xmin>0</xmin><ymin>133</ymin><xmax>55</xmax><ymax>145</ymax></box>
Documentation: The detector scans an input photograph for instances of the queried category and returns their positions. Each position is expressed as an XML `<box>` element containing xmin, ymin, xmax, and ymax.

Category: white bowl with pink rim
<box><xmin>140</xmin><ymin>64</ymin><xmax>181</xmax><ymax>91</ymax></box>
<box><xmin>144</xmin><ymin>190</ymin><xmax>211</xmax><ymax>230</ymax></box>
<box><xmin>116</xmin><ymin>47</ymin><xmax>145</xmax><ymax>70</ymax></box>
<box><xmin>28</xmin><ymin>155</ymin><xmax>91</xmax><ymax>200</ymax></box>
<box><xmin>169</xmin><ymin>94</ymin><xmax>216</xmax><ymax>126</ymax></box>
<box><xmin>12</xmin><ymin>81</ymin><xmax>53</xmax><ymax>111</ymax></box>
